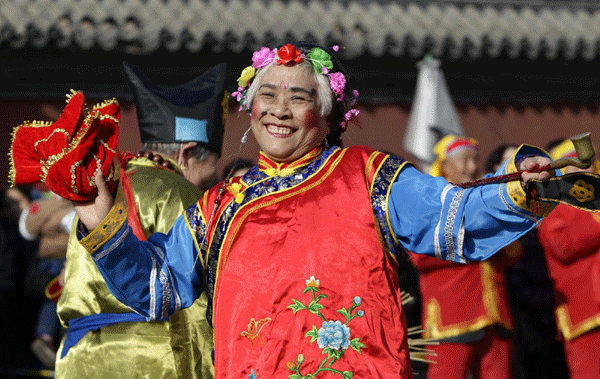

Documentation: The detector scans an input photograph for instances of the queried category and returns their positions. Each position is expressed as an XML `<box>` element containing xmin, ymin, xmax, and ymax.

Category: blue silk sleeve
<box><xmin>90</xmin><ymin>215</ymin><xmax>203</xmax><ymax>321</ymax></box>
<box><xmin>387</xmin><ymin>147</ymin><xmax>554</xmax><ymax>263</ymax></box>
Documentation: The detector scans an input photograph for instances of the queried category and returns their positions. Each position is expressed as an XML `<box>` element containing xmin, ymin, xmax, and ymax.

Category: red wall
<box><xmin>1</xmin><ymin>99</ymin><xmax>598</xmax><ymax>189</ymax></box>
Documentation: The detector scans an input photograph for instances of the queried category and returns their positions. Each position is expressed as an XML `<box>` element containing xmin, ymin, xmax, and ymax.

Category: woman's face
<box><xmin>442</xmin><ymin>148</ymin><xmax>480</xmax><ymax>184</ymax></box>
<box><xmin>250</xmin><ymin>64</ymin><xmax>330</xmax><ymax>163</ymax></box>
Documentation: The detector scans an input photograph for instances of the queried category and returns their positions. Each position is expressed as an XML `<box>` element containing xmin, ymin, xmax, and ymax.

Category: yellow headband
<box><xmin>550</xmin><ymin>138</ymin><xmax>600</xmax><ymax>174</ymax></box>
<box><xmin>429</xmin><ymin>135</ymin><xmax>478</xmax><ymax>177</ymax></box>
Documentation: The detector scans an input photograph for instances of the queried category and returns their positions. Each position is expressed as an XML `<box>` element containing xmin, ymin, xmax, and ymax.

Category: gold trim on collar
<box><xmin>258</xmin><ymin>145</ymin><xmax>325</xmax><ymax>176</ymax></box>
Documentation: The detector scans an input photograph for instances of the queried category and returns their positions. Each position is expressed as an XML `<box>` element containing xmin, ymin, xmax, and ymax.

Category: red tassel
<box><xmin>116</xmin><ymin>150</ymin><xmax>147</xmax><ymax>241</ymax></box>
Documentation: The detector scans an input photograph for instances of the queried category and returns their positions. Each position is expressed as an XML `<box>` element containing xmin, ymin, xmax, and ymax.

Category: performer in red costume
<box><xmin>16</xmin><ymin>42</ymin><xmax>561</xmax><ymax>378</ymax></box>
<box><xmin>538</xmin><ymin>138</ymin><xmax>600</xmax><ymax>379</ymax></box>
<box><xmin>411</xmin><ymin>135</ymin><xmax>517</xmax><ymax>379</ymax></box>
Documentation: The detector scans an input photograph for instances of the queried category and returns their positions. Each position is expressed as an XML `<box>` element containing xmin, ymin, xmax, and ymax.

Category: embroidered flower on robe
<box><xmin>306</xmin><ymin>275</ymin><xmax>320</xmax><ymax>288</ymax></box>
<box><xmin>286</xmin><ymin>277</ymin><xmax>366</xmax><ymax>378</ymax></box>
<box><xmin>317</xmin><ymin>320</ymin><xmax>351</xmax><ymax>350</ymax></box>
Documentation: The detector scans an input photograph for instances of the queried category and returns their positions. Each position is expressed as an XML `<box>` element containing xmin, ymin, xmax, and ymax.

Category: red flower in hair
<box><xmin>277</xmin><ymin>44</ymin><xmax>303</xmax><ymax>66</ymax></box>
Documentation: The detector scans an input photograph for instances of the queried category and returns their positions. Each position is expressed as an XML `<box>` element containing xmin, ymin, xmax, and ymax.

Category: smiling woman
<box><xmin>66</xmin><ymin>42</ymin><xmax>560</xmax><ymax>379</ymax></box>
<box><xmin>249</xmin><ymin>63</ymin><xmax>330</xmax><ymax>162</ymax></box>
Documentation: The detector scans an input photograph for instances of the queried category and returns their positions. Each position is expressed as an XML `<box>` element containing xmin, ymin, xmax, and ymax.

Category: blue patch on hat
<box><xmin>175</xmin><ymin>117</ymin><xmax>208</xmax><ymax>143</ymax></box>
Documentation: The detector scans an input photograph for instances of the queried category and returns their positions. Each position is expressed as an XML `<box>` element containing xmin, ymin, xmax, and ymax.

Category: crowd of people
<box><xmin>1</xmin><ymin>41</ymin><xmax>599</xmax><ymax>379</ymax></box>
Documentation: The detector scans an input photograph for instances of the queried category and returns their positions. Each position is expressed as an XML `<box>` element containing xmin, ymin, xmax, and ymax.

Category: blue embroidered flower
<box><xmin>248</xmin><ymin>369</ymin><xmax>257</xmax><ymax>379</ymax></box>
<box><xmin>354</xmin><ymin>296</ymin><xmax>361</xmax><ymax>305</ymax></box>
<box><xmin>317</xmin><ymin>320</ymin><xmax>351</xmax><ymax>350</ymax></box>
<box><xmin>358</xmin><ymin>310</ymin><xmax>364</xmax><ymax>317</ymax></box>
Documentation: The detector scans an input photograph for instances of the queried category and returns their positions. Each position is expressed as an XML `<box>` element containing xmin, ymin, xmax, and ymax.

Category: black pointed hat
<box><xmin>123</xmin><ymin>62</ymin><xmax>228</xmax><ymax>155</ymax></box>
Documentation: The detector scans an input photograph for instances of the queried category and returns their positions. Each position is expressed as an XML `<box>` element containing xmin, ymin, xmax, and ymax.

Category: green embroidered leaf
<box><xmin>303</xmin><ymin>286</ymin><xmax>319</xmax><ymax>295</ymax></box>
<box><xmin>350</xmin><ymin>338</ymin><xmax>366</xmax><ymax>354</ymax></box>
<box><xmin>322</xmin><ymin>347</ymin><xmax>337</xmax><ymax>360</ymax></box>
<box><xmin>336</xmin><ymin>307</ymin><xmax>351</xmax><ymax>323</ymax></box>
<box><xmin>307</xmin><ymin>300</ymin><xmax>325</xmax><ymax>314</ymax></box>
<box><xmin>342</xmin><ymin>371</ymin><xmax>354</xmax><ymax>379</ymax></box>
<box><xmin>305</xmin><ymin>326</ymin><xmax>319</xmax><ymax>343</ymax></box>
<box><xmin>288</xmin><ymin>374</ymin><xmax>302</xmax><ymax>379</ymax></box>
<box><xmin>288</xmin><ymin>299</ymin><xmax>306</xmax><ymax>314</ymax></box>
<box><xmin>315</xmin><ymin>294</ymin><xmax>329</xmax><ymax>301</ymax></box>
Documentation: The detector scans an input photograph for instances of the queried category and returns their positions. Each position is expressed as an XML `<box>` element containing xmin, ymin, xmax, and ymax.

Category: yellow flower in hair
<box><xmin>238</xmin><ymin>66</ymin><xmax>256</xmax><ymax>87</ymax></box>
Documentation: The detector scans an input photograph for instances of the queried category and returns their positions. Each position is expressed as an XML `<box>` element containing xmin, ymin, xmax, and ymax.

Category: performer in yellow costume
<box><xmin>54</xmin><ymin>62</ymin><xmax>227</xmax><ymax>378</ymax></box>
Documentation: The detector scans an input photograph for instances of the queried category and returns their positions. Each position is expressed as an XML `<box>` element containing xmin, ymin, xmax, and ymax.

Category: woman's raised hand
<box><xmin>73</xmin><ymin>172</ymin><xmax>114</xmax><ymax>232</ymax></box>
<box><xmin>520</xmin><ymin>156</ymin><xmax>554</xmax><ymax>184</ymax></box>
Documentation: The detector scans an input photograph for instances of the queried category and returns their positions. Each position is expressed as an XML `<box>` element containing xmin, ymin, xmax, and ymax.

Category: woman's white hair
<box><xmin>242</xmin><ymin>59</ymin><xmax>333</xmax><ymax>118</ymax></box>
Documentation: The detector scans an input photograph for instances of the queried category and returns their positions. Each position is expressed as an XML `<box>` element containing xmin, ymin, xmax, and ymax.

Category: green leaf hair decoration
<box><xmin>307</xmin><ymin>47</ymin><xmax>334</xmax><ymax>73</ymax></box>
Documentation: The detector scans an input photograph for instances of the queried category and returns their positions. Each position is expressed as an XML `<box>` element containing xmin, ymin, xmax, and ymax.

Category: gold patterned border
<box><xmin>505</xmin><ymin>145</ymin><xmax>556</xmax><ymax>217</ymax></box>
<box><xmin>80</xmin><ymin>189</ymin><xmax>128</xmax><ymax>254</ymax></box>
<box><xmin>424</xmin><ymin>297</ymin><xmax>501</xmax><ymax>340</ymax></box>
<box><xmin>556</xmin><ymin>305</ymin><xmax>600</xmax><ymax>341</ymax></box>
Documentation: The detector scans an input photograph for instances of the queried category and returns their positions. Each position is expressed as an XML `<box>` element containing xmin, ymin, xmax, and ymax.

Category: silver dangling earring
<box><xmin>241</xmin><ymin>127</ymin><xmax>252</xmax><ymax>144</ymax></box>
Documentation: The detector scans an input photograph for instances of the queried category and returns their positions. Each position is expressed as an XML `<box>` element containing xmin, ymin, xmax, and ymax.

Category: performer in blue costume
<box><xmin>72</xmin><ymin>42</ymin><xmax>557</xmax><ymax>378</ymax></box>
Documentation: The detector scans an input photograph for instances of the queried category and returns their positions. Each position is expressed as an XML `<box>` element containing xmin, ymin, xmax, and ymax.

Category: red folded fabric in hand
<box><xmin>9</xmin><ymin>90</ymin><xmax>120</xmax><ymax>201</ymax></box>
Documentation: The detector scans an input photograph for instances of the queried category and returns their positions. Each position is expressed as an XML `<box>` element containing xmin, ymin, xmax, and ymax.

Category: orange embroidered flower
<box><xmin>306</xmin><ymin>275</ymin><xmax>320</xmax><ymax>288</ymax></box>
<box><xmin>286</xmin><ymin>361</ymin><xmax>295</xmax><ymax>370</ymax></box>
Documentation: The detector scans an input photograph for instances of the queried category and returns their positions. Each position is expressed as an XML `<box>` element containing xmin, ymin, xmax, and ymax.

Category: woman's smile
<box><xmin>250</xmin><ymin>63</ymin><xmax>330</xmax><ymax>163</ymax></box>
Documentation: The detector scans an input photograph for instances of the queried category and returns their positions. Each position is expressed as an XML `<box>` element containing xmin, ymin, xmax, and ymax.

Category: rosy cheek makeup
<box><xmin>251</xmin><ymin>102</ymin><xmax>262</xmax><ymax>120</ymax></box>
<box><xmin>304</xmin><ymin>109</ymin><xmax>320</xmax><ymax>128</ymax></box>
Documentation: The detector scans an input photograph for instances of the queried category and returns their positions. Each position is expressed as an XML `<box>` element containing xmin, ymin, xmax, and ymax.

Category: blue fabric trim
<box><xmin>175</xmin><ymin>117</ymin><xmax>208</xmax><ymax>143</ymax></box>
<box><xmin>61</xmin><ymin>313</ymin><xmax>146</xmax><ymax>358</ymax></box>
<box><xmin>371</xmin><ymin>155</ymin><xmax>406</xmax><ymax>259</ymax></box>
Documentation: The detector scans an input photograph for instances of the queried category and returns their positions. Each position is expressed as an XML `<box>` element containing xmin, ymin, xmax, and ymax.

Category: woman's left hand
<box><xmin>520</xmin><ymin>156</ymin><xmax>554</xmax><ymax>185</ymax></box>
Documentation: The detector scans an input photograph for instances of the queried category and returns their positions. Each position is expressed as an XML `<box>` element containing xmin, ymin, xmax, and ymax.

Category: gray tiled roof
<box><xmin>2</xmin><ymin>0</ymin><xmax>600</xmax><ymax>60</ymax></box>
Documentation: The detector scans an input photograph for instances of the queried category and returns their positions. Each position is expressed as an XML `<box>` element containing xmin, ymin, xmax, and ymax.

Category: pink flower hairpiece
<box><xmin>232</xmin><ymin>44</ymin><xmax>360</xmax><ymax>130</ymax></box>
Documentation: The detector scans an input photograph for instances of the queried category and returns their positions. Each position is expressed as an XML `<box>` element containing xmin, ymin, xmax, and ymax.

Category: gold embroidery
<box><xmin>262</xmin><ymin>166</ymin><xmax>296</xmax><ymax>178</ymax></box>
<box><xmin>33</xmin><ymin>128</ymin><xmax>70</xmax><ymax>152</ymax></box>
<box><xmin>241</xmin><ymin>317</ymin><xmax>271</xmax><ymax>345</ymax></box>
<box><xmin>100</xmin><ymin>139</ymin><xmax>118</xmax><ymax>154</ymax></box>
<box><xmin>570</xmin><ymin>179</ymin><xmax>595</xmax><ymax>202</ymax></box>
<box><xmin>70</xmin><ymin>160</ymin><xmax>82</xmax><ymax>194</ymax></box>
<box><xmin>66</xmin><ymin>89</ymin><xmax>80</xmax><ymax>102</ymax></box>
<box><xmin>80</xmin><ymin>189</ymin><xmax>128</xmax><ymax>254</ymax></box>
